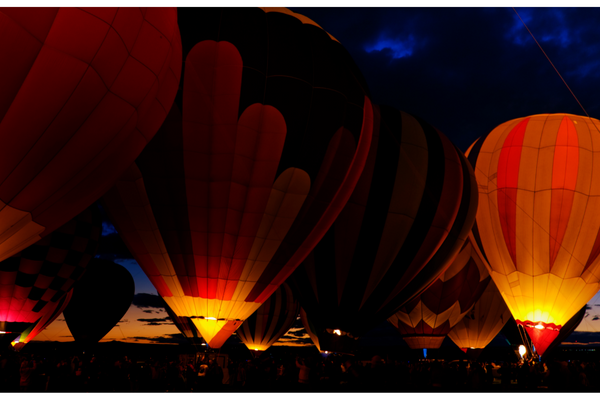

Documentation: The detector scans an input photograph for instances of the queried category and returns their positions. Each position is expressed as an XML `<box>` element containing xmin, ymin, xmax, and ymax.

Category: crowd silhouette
<box><xmin>2</xmin><ymin>345</ymin><xmax>600</xmax><ymax>392</ymax></box>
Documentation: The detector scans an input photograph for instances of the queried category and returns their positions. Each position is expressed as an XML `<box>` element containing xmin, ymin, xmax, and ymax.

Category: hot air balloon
<box><xmin>63</xmin><ymin>258</ymin><xmax>134</xmax><ymax>346</ymax></box>
<box><xmin>0</xmin><ymin>7</ymin><xmax>181</xmax><ymax>262</ymax></box>
<box><xmin>101</xmin><ymin>7</ymin><xmax>373</xmax><ymax>348</ymax></box>
<box><xmin>164</xmin><ymin>303</ymin><xmax>203</xmax><ymax>344</ymax></box>
<box><xmin>288</xmin><ymin>105</ymin><xmax>477</xmax><ymax>352</ymax></box>
<box><xmin>447</xmin><ymin>276</ymin><xmax>511</xmax><ymax>352</ymax></box>
<box><xmin>11</xmin><ymin>289</ymin><xmax>73</xmax><ymax>351</ymax></box>
<box><xmin>467</xmin><ymin>113</ymin><xmax>600</xmax><ymax>356</ymax></box>
<box><xmin>237</xmin><ymin>282</ymin><xmax>299</xmax><ymax>353</ymax></box>
<box><xmin>388</xmin><ymin>239</ymin><xmax>490</xmax><ymax>349</ymax></box>
<box><xmin>0</xmin><ymin>204</ymin><xmax>101</xmax><ymax>345</ymax></box>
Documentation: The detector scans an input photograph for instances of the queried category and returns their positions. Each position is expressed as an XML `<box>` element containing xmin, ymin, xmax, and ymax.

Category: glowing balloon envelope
<box><xmin>467</xmin><ymin>113</ymin><xmax>600</xmax><ymax>356</ymax></box>
<box><xmin>0</xmin><ymin>204</ymin><xmax>101</xmax><ymax>338</ymax></box>
<box><xmin>102</xmin><ymin>7</ymin><xmax>373</xmax><ymax>348</ymax></box>
<box><xmin>11</xmin><ymin>289</ymin><xmax>73</xmax><ymax>351</ymax></box>
<box><xmin>389</xmin><ymin>239</ymin><xmax>490</xmax><ymax>349</ymax></box>
<box><xmin>236</xmin><ymin>282</ymin><xmax>299</xmax><ymax>352</ymax></box>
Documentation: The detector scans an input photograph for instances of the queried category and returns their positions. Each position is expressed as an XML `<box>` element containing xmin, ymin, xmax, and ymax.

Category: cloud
<box><xmin>364</xmin><ymin>34</ymin><xmax>416</xmax><ymax>59</ymax></box>
<box><xmin>129</xmin><ymin>333</ymin><xmax>188</xmax><ymax>345</ymax></box>
<box><xmin>284</xmin><ymin>327</ymin><xmax>311</xmax><ymax>339</ymax></box>
<box><xmin>137</xmin><ymin>317</ymin><xmax>172</xmax><ymax>326</ymax></box>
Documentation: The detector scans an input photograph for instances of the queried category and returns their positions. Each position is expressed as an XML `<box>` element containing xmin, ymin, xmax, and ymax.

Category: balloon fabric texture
<box><xmin>102</xmin><ymin>7</ymin><xmax>373</xmax><ymax>348</ymax></box>
<box><xmin>0</xmin><ymin>7</ymin><xmax>181</xmax><ymax>262</ymax></box>
<box><xmin>0</xmin><ymin>204</ymin><xmax>101</xmax><ymax>336</ymax></box>
<box><xmin>11</xmin><ymin>288</ymin><xmax>73</xmax><ymax>351</ymax></box>
<box><xmin>389</xmin><ymin>239</ymin><xmax>491</xmax><ymax>349</ymax></box>
<box><xmin>447</xmin><ymin>276</ymin><xmax>511</xmax><ymax>351</ymax></box>
<box><xmin>164</xmin><ymin>303</ymin><xmax>203</xmax><ymax>344</ymax></box>
<box><xmin>236</xmin><ymin>282</ymin><xmax>299</xmax><ymax>352</ymax></box>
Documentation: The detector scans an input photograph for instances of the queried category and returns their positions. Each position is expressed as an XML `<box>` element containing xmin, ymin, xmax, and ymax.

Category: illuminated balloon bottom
<box><xmin>516</xmin><ymin>320</ymin><xmax>561</xmax><ymax>357</ymax></box>
<box><xmin>191</xmin><ymin>318</ymin><xmax>243</xmax><ymax>349</ymax></box>
<box><xmin>164</xmin><ymin>296</ymin><xmax>261</xmax><ymax>348</ymax></box>
<box><xmin>402</xmin><ymin>335</ymin><xmax>445</xmax><ymax>349</ymax></box>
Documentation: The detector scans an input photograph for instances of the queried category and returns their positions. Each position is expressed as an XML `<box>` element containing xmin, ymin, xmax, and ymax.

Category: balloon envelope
<box><xmin>389</xmin><ymin>239</ymin><xmax>491</xmax><ymax>349</ymax></box>
<box><xmin>0</xmin><ymin>204</ymin><xmax>101</xmax><ymax>335</ymax></box>
<box><xmin>102</xmin><ymin>7</ymin><xmax>373</xmax><ymax>348</ymax></box>
<box><xmin>63</xmin><ymin>258</ymin><xmax>135</xmax><ymax>345</ymax></box>
<box><xmin>467</xmin><ymin>113</ymin><xmax>600</xmax><ymax>356</ymax></box>
<box><xmin>237</xmin><ymin>282</ymin><xmax>299</xmax><ymax>352</ymax></box>
<box><xmin>448</xmin><ymin>275</ymin><xmax>511</xmax><ymax>351</ymax></box>
<box><xmin>164</xmin><ymin>303</ymin><xmax>203</xmax><ymax>344</ymax></box>
<box><xmin>289</xmin><ymin>105</ymin><xmax>477</xmax><ymax>351</ymax></box>
<box><xmin>0</xmin><ymin>7</ymin><xmax>181</xmax><ymax>262</ymax></box>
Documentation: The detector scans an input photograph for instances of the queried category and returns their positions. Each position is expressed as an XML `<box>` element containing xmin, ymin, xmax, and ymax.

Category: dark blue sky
<box><xmin>290</xmin><ymin>7</ymin><xmax>600</xmax><ymax>151</ymax></box>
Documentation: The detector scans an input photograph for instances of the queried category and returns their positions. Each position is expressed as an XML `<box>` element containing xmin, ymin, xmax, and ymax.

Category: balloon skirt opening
<box><xmin>518</xmin><ymin>320</ymin><xmax>561</xmax><ymax>357</ymax></box>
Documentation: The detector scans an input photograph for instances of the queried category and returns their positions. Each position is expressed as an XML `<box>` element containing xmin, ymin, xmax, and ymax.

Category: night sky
<box><xmin>35</xmin><ymin>7</ymin><xmax>600</xmax><ymax>345</ymax></box>
<box><xmin>290</xmin><ymin>7</ymin><xmax>600</xmax><ymax>151</ymax></box>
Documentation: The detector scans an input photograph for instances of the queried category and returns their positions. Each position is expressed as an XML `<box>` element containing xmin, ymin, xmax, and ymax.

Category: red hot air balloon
<box><xmin>288</xmin><ymin>105</ymin><xmax>477</xmax><ymax>352</ymax></box>
<box><xmin>467</xmin><ymin>114</ymin><xmax>600</xmax><ymax>356</ymax></box>
<box><xmin>0</xmin><ymin>8</ymin><xmax>181</xmax><ymax>262</ymax></box>
<box><xmin>0</xmin><ymin>204</ymin><xmax>101</xmax><ymax>344</ymax></box>
<box><xmin>102</xmin><ymin>7</ymin><xmax>373</xmax><ymax>348</ymax></box>
<box><xmin>237</xmin><ymin>282</ymin><xmax>299</xmax><ymax>353</ymax></box>
<box><xmin>389</xmin><ymin>239</ymin><xmax>491</xmax><ymax>349</ymax></box>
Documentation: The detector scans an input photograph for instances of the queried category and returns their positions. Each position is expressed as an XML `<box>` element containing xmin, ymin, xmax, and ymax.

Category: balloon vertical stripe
<box><xmin>289</xmin><ymin>105</ymin><xmax>477</xmax><ymax>351</ymax></box>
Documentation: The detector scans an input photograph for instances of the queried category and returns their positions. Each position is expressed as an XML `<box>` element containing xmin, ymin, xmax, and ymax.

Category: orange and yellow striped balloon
<box><xmin>467</xmin><ymin>113</ymin><xmax>600</xmax><ymax>356</ymax></box>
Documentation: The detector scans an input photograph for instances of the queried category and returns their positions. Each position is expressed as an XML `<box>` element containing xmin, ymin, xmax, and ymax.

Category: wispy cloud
<box><xmin>364</xmin><ymin>33</ymin><xmax>416</xmax><ymax>59</ymax></box>
<box><xmin>137</xmin><ymin>317</ymin><xmax>172</xmax><ymax>326</ymax></box>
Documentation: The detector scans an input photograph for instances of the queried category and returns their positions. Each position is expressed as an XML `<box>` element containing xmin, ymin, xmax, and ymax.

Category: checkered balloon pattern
<box><xmin>0</xmin><ymin>203</ymin><xmax>102</xmax><ymax>332</ymax></box>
